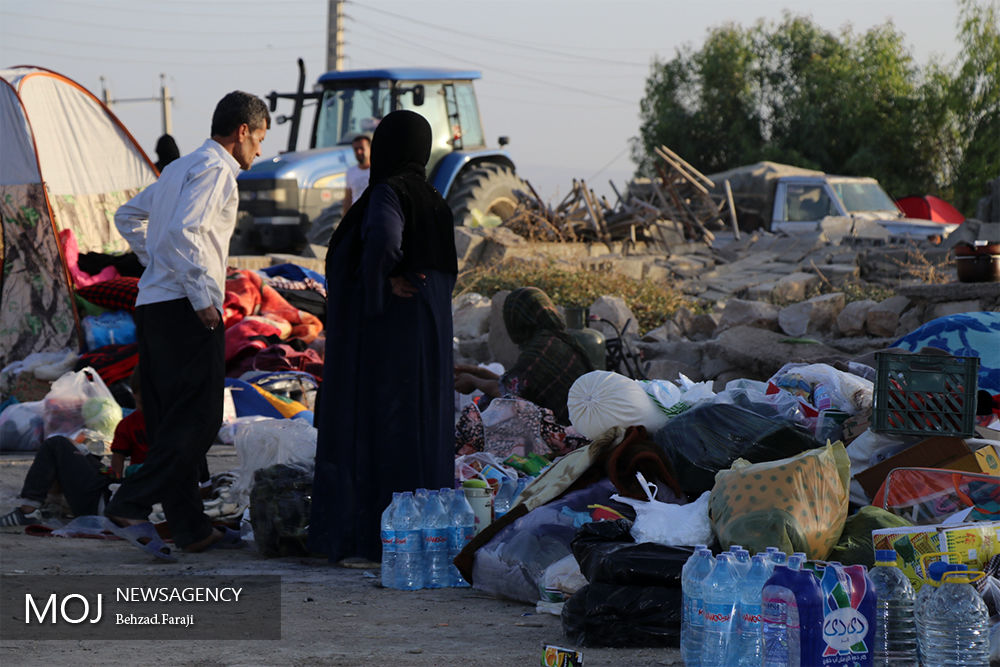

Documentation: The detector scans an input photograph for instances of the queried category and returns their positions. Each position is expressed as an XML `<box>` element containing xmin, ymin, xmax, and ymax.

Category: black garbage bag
<box><xmin>249</xmin><ymin>462</ymin><xmax>313</xmax><ymax>557</ymax></box>
<box><xmin>562</xmin><ymin>583</ymin><xmax>682</xmax><ymax>647</ymax></box>
<box><xmin>654</xmin><ymin>403</ymin><xmax>821</xmax><ymax>497</ymax></box>
<box><xmin>570</xmin><ymin>519</ymin><xmax>692</xmax><ymax>588</ymax></box>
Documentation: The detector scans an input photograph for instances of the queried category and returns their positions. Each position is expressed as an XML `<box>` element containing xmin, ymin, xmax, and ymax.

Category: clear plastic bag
<box><xmin>233</xmin><ymin>418</ymin><xmax>317</xmax><ymax>504</ymax></box>
<box><xmin>42</xmin><ymin>367</ymin><xmax>120</xmax><ymax>440</ymax></box>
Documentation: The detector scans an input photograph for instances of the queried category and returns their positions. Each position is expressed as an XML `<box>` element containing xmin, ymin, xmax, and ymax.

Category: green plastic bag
<box><xmin>827</xmin><ymin>506</ymin><xmax>913</xmax><ymax>567</ymax></box>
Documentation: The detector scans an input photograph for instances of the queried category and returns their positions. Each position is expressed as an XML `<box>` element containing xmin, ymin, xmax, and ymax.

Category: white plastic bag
<box><xmin>42</xmin><ymin>367</ymin><xmax>120</xmax><ymax>440</ymax></box>
<box><xmin>611</xmin><ymin>472</ymin><xmax>712</xmax><ymax>546</ymax></box>
<box><xmin>768</xmin><ymin>362</ymin><xmax>873</xmax><ymax>415</ymax></box>
<box><xmin>232</xmin><ymin>418</ymin><xmax>317</xmax><ymax>503</ymax></box>
<box><xmin>0</xmin><ymin>401</ymin><xmax>46</xmax><ymax>451</ymax></box>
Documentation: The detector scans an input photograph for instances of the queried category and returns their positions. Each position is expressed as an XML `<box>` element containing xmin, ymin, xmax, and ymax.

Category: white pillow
<box><xmin>567</xmin><ymin>370</ymin><xmax>669</xmax><ymax>439</ymax></box>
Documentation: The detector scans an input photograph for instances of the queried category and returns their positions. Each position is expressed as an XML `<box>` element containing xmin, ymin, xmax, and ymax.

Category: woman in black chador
<box><xmin>308</xmin><ymin>110</ymin><xmax>458</xmax><ymax>564</ymax></box>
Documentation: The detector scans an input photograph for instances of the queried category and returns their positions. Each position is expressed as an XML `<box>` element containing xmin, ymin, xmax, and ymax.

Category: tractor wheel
<box><xmin>447</xmin><ymin>164</ymin><xmax>527</xmax><ymax>226</ymax></box>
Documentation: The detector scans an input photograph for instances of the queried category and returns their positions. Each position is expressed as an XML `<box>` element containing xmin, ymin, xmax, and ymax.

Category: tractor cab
<box><xmin>234</xmin><ymin>64</ymin><xmax>523</xmax><ymax>254</ymax></box>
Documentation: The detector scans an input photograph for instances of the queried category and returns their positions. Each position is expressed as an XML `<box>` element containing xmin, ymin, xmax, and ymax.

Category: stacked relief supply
<box><xmin>379</xmin><ymin>488</ymin><xmax>477</xmax><ymax>591</ymax></box>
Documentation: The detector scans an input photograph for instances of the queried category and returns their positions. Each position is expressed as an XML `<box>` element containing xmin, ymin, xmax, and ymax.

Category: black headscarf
<box><xmin>154</xmin><ymin>134</ymin><xmax>180</xmax><ymax>172</ymax></box>
<box><xmin>327</xmin><ymin>110</ymin><xmax>457</xmax><ymax>280</ymax></box>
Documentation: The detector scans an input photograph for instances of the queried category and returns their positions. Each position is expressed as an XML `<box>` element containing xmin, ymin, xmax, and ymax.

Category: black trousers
<box><xmin>105</xmin><ymin>298</ymin><xmax>223</xmax><ymax>548</ymax></box>
<box><xmin>20</xmin><ymin>436</ymin><xmax>109</xmax><ymax>516</ymax></box>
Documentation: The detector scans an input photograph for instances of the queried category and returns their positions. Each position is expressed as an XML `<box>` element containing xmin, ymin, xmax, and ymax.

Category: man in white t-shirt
<box><xmin>342</xmin><ymin>132</ymin><xmax>371</xmax><ymax>214</ymax></box>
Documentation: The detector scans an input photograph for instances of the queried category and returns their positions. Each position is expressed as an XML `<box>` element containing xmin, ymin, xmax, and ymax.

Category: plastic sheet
<box><xmin>654</xmin><ymin>402</ymin><xmax>822</xmax><ymax>497</ymax></box>
<box><xmin>470</xmin><ymin>479</ymin><xmax>627</xmax><ymax>604</ymax></box>
<box><xmin>709</xmin><ymin>442</ymin><xmax>851</xmax><ymax>559</ymax></box>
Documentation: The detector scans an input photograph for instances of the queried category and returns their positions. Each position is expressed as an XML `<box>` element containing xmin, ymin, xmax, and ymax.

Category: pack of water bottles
<box><xmin>379</xmin><ymin>487</ymin><xmax>478</xmax><ymax>591</ymax></box>
<box><xmin>681</xmin><ymin>546</ymin><xmax>993</xmax><ymax>666</ymax></box>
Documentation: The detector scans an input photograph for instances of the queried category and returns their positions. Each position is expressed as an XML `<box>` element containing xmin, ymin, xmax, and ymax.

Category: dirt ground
<box><xmin>0</xmin><ymin>445</ymin><xmax>683</xmax><ymax>666</ymax></box>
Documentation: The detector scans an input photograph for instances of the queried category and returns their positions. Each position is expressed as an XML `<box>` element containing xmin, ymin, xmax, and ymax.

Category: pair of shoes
<box><xmin>0</xmin><ymin>507</ymin><xmax>43</xmax><ymax>528</ymax></box>
<box><xmin>107</xmin><ymin>521</ymin><xmax>178</xmax><ymax>562</ymax></box>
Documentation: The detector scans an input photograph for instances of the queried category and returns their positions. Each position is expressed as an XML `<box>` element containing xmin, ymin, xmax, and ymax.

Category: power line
<box><xmin>2</xmin><ymin>43</ymin><xmax>313</xmax><ymax>67</ymax></box>
<box><xmin>347</xmin><ymin>2</ymin><xmax>648</xmax><ymax>68</ymax></box>
<box><xmin>42</xmin><ymin>0</ymin><xmax>324</xmax><ymax>18</ymax></box>
<box><xmin>343</xmin><ymin>22</ymin><xmax>635</xmax><ymax>105</ymax></box>
<box><xmin>3</xmin><ymin>33</ymin><xmax>322</xmax><ymax>54</ymax></box>
<box><xmin>0</xmin><ymin>10</ymin><xmax>322</xmax><ymax>35</ymax></box>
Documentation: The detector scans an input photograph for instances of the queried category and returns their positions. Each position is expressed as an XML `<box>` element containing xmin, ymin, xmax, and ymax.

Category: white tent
<box><xmin>0</xmin><ymin>66</ymin><xmax>157</xmax><ymax>368</ymax></box>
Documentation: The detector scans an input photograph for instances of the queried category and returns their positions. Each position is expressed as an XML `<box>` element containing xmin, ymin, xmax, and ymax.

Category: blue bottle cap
<box><xmin>875</xmin><ymin>549</ymin><xmax>897</xmax><ymax>562</ymax></box>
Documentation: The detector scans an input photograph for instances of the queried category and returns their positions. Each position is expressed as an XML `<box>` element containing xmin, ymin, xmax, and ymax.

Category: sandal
<box><xmin>108</xmin><ymin>521</ymin><xmax>177</xmax><ymax>562</ymax></box>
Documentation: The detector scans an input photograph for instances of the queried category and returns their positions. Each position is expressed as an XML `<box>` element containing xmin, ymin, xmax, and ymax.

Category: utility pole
<box><xmin>327</xmin><ymin>0</ymin><xmax>344</xmax><ymax>72</ymax></box>
<box><xmin>100</xmin><ymin>74</ymin><xmax>174</xmax><ymax>136</ymax></box>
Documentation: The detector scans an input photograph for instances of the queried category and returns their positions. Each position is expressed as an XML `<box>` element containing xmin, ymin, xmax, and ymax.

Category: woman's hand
<box><xmin>454</xmin><ymin>373</ymin><xmax>480</xmax><ymax>394</ymax></box>
<box><xmin>454</xmin><ymin>364</ymin><xmax>500</xmax><ymax>381</ymax></box>
<box><xmin>390</xmin><ymin>274</ymin><xmax>425</xmax><ymax>298</ymax></box>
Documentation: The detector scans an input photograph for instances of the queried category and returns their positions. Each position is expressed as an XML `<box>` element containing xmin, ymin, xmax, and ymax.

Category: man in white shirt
<box><xmin>106</xmin><ymin>91</ymin><xmax>269</xmax><ymax>557</ymax></box>
<box><xmin>342</xmin><ymin>132</ymin><xmax>371</xmax><ymax>213</ymax></box>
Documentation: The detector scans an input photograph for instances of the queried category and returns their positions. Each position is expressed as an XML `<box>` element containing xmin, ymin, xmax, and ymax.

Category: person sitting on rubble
<box><xmin>455</xmin><ymin>286</ymin><xmax>594</xmax><ymax>425</ymax></box>
<box><xmin>0</xmin><ymin>371</ymin><xmax>149</xmax><ymax>527</ymax></box>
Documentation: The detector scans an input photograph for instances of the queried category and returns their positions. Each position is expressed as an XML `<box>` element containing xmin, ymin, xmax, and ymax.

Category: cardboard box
<box><xmin>975</xmin><ymin>443</ymin><xmax>1000</xmax><ymax>475</ymax></box>
<box><xmin>854</xmin><ymin>436</ymin><xmax>976</xmax><ymax>498</ymax></box>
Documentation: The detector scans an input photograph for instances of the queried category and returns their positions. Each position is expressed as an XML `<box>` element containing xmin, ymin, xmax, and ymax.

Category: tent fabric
<box><xmin>895</xmin><ymin>194</ymin><xmax>966</xmax><ymax>224</ymax></box>
<box><xmin>0</xmin><ymin>66</ymin><xmax>157</xmax><ymax>369</ymax></box>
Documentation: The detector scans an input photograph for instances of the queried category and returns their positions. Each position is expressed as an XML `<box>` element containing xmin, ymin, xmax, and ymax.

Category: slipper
<box><xmin>108</xmin><ymin>521</ymin><xmax>178</xmax><ymax>562</ymax></box>
<box><xmin>338</xmin><ymin>557</ymin><xmax>381</xmax><ymax>569</ymax></box>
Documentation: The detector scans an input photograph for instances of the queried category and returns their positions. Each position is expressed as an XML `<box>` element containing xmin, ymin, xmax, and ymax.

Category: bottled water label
<box><xmin>423</xmin><ymin>528</ymin><xmax>448</xmax><ymax>553</ymax></box>
<box><xmin>692</xmin><ymin>597</ymin><xmax>706</xmax><ymax>626</ymax></box>
<box><xmin>703</xmin><ymin>601</ymin><xmax>735</xmax><ymax>629</ymax></box>
<box><xmin>381</xmin><ymin>529</ymin><xmax>396</xmax><ymax>551</ymax></box>
<box><xmin>395</xmin><ymin>529</ymin><xmax>422</xmax><ymax>553</ymax></box>
<box><xmin>741</xmin><ymin>602</ymin><xmax>762</xmax><ymax>628</ymax></box>
<box><xmin>822</xmin><ymin>607</ymin><xmax>869</xmax><ymax>653</ymax></box>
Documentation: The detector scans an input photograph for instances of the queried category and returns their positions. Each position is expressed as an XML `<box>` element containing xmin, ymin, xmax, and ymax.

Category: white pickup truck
<box><xmin>709</xmin><ymin>162</ymin><xmax>961</xmax><ymax>242</ymax></box>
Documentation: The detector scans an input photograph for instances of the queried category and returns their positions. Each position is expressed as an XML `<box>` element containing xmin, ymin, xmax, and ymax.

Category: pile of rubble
<box><xmin>452</xmin><ymin>221</ymin><xmax>1000</xmax><ymax>388</ymax></box>
<box><xmin>503</xmin><ymin>145</ymin><xmax>731</xmax><ymax>246</ymax></box>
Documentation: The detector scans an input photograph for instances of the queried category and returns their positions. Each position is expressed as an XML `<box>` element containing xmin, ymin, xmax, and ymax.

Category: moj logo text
<box><xmin>25</xmin><ymin>593</ymin><xmax>102</xmax><ymax>624</ymax></box>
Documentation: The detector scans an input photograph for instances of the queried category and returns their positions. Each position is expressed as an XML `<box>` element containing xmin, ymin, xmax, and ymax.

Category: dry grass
<box><xmin>455</xmin><ymin>259</ymin><xmax>693</xmax><ymax>333</ymax></box>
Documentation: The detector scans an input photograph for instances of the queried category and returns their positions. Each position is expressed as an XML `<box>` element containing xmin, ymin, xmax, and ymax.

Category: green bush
<box><xmin>455</xmin><ymin>260</ymin><xmax>693</xmax><ymax>333</ymax></box>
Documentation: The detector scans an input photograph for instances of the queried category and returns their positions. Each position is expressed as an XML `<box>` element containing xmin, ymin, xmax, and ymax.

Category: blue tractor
<box><xmin>233</xmin><ymin>60</ymin><xmax>527</xmax><ymax>253</ymax></box>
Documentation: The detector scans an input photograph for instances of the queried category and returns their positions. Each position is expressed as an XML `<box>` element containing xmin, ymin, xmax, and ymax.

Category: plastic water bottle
<box><xmin>787</xmin><ymin>553</ymin><xmax>805</xmax><ymax>570</ymax></box>
<box><xmin>421</xmin><ymin>491</ymin><xmax>450</xmax><ymax>589</ymax></box>
<box><xmin>380</xmin><ymin>492</ymin><xmax>401</xmax><ymax>589</ymax></box>
<box><xmin>761</xmin><ymin>564</ymin><xmax>823</xmax><ymax>667</ymax></box>
<box><xmin>447</xmin><ymin>487</ymin><xmax>475</xmax><ymax>587</ymax></box>
<box><xmin>735</xmin><ymin>554</ymin><xmax>771</xmax><ymax>667</ymax></box>
<box><xmin>681</xmin><ymin>544</ymin><xmax>709</xmax><ymax>662</ymax></box>
<box><xmin>868</xmin><ymin>549</ymin><xmax>916</xmax><ymax>667</ymax></box>
<box><xmin>394</xmin><ymin>491</ymin><xmax>424</xmax><ymax>590</ymax></box>
<box><xmin>682</xmin><ymin>548</ymin><xmax>715</xmax><ymax>666</ymax></box>
<box><xmin>922</xmin><ymin>568</ymin><xmax>989</xmax><ymax>666</ymax></box>
<box><xmin>730</xmin><ymin>546</ymin><xmax>751</xmax><ymax>577</ymax></box>
<box><xmin>915</xmin><ymin>562</ymin><xmax>963</xmax><ymax>663</ymax></box>
<box><xmin>769</xmin><ymin>550</ymin><xmax>788</xmax><ymax>567</ymax></box>
<box><xmin>700</xmin><ymin>553</ymin><xmax>739</xmax><ymax>666</ymax></box>
<box><xmin>414</xmin><ymin>488</ymin><xmax>430</xmax><ymax>513</ymax></box>
<box><xmin>492</xmin><ymin>475</ymin><xmax>517</xmax><ymax>519</ymax></box>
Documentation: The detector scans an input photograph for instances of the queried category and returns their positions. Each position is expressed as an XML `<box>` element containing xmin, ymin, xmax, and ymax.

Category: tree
<box><xmin>950</xmin><ymin>0</ymin><xmax>1000</xmax><ymax>213</ymax></box>
<box><xmin>635</xmin><ymin>4</ymin><xmax>999</xmax><ymax>215</ymax></box>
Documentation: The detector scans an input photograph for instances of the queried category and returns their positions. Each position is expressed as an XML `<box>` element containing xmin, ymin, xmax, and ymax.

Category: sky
<box><xmin>0</xmin><ymin>0</ymin><xmax>966</xmax><ymax>202</ymax></box>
